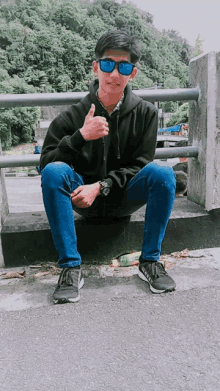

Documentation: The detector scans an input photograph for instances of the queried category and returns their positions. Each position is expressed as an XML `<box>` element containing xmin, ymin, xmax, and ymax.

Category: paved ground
<box><xmin>5</xmin><ymin>175</ymin><xmax>44</xmax><ymax>213</ymax></box>
<box><xmin>1</xmin><ymin>247</ymin><xmax>220</xmax><ymax>390</ymax></box>
<box><xmin>2</xmin><ymin>171</ymin><xmax>220</xmax><ymax>390</ymax></box>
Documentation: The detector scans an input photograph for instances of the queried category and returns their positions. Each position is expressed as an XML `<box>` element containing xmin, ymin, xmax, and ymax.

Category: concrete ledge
<box><xmin>2</xmin><ymin>198</ymin><xmax>220</xmax><ymax>267</ymax></box>
<box><xmin>5</xmin><ymin>173</ymin><xmax>40</xmax><ymax>177</ymax></box>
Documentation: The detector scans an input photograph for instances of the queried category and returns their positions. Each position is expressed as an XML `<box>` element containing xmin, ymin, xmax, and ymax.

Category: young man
<box><xmin>40</xmin><ymin>30</ymin><xmax>176</xmax><ymax>304</ymax></box>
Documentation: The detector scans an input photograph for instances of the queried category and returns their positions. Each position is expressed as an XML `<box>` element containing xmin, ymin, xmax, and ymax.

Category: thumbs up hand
<box><xmin>80</xmin><ymin>104</ymin><xmax>109</xmax><ymax>141</ymax></box>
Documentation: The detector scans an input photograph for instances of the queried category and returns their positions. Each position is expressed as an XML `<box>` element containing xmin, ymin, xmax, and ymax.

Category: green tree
<box><xmin>191</xmin><ymin>35</ymin><xmax>203</xmax><ymax>58</ymax></box>
<box><xmin>50</xmin><ymin>0</ymin><xmax>86</xmax><ymax>33</ymax></box>
<box><xmin>164</xmin><ymin>75</ymin><xmax>180</xmax><ymax>89</ymax></box>
<box><xmin>0</xmin><ymin>0</ymin><xmax>191</xmax><ymax>90</ymax></box>
<box><xmin>160</xmin><ymin>76</ymin><xmax>180</xmax><ymax>113</ymax></box>
<box><xmin>0</xmin><ymin>75</ymin><xmax>41</xmax><ymax>149</ymax></box>
<box><xmin>130</xmin><ymin>70</ymin><xmax>154</xmax><ymax>90</ymax></box>
<box><xmin>165</xmin><ymin>30</ymin><xmax>191</xmax><ymax>65</ymax></box>
<box><xmin>166</xmin><ymin>102</ymin><xmax>189</xmax><ymax>127</ymax></box>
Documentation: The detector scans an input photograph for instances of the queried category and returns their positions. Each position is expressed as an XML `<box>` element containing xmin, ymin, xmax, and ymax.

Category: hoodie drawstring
<box><xmin>100</xmin><ymin>111</ymin><xmax>121</xmax><ymax>180</ymax></box>
<box><xmin>109</xmin><ymin>111</ymin><xmax>121</xmax><ymax>160</ymax></box>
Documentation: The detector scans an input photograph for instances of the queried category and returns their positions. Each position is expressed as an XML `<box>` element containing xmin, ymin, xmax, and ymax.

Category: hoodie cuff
<box><xmin>70</xmin><ymin>129</ymin><xmax>87</xmax><ymax>151</ymax></box>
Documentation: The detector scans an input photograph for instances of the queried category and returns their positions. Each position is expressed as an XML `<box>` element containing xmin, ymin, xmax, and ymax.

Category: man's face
<box><xmin>93</xmin><ymin>49</ymin><xmax>138</xmax><ymax>98</ymax></box>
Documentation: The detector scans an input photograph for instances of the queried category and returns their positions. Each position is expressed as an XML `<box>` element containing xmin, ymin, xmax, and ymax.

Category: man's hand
<box><xmin>71</xmin><ymin>182</ymin><xmax>101</xmax><ymax>208</ymax></box>
<box><xmin>80</xmin><ymin>104</ymin><xmax>109</xmax><ymax>141</ymax></box>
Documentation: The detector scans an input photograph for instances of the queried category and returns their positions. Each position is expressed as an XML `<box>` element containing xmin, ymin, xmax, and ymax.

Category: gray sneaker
<box><xmin>53</xmin><ymin>267</ymin><xmax>84</xmax><ymax>304</ymax></box>
<box><xmin>138</xmin><ymin>261</ymin><xmax>176</xmax><ymax>293</ymax></box>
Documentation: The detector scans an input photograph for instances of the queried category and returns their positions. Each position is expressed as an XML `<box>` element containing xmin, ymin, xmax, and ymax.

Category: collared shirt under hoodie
<box><xmin>96</xmin><ymin>88</ymin><xmax>124</xmax><ymax>116</ymax></box>
<box><xmin>40</xmin><ymin>79</ymin><xmax>158</xmax><ymax>195</ymax></box>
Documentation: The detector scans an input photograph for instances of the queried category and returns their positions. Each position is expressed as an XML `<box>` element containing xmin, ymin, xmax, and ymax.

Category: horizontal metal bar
<box><xmin>0</xmin><ymin>91</ymin><xmax>87</xmax><ymax>108</ymax></box>
<box><xmin>0</xmin><ymin>147</ymin><xmax>198</xmax><ymax>168</ymax></box>
<box><xmin>154</xmin><ymin>146</ymin><xmax>198</xmax><ymax>159</ymax></box>
<box><xmin>0</xmin><ymin>88</ymin><xmax>199</xmax><ymax>108</ymax></box>
<box><xmin>0</xmin><ymin>155</ymin><xmax>40</xmax><ymax>167</ymax></box>
<box><xmin>135</xmin><ymin>88</ymin><xmax>199</xmax><ymax>102</ymax></box>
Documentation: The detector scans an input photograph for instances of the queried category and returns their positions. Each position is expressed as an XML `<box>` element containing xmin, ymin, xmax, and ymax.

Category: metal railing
<box><xmin>0</xmin><ymin>146</ymin><xmax>198</xmax><ymax>168</ymax></box>
<box><xmin>0</xmin><ymin>88</ymin><xmax>199</xmax><ymax>108</ymax></box>
<box><xmin>0</xmin><ymin>88</ymin><xmax>200</xmax><ymax>168</ymax></box>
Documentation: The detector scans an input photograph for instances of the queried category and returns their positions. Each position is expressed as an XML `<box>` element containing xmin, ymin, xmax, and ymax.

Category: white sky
<box><xmin>122</xmin><ymin>0</ymin><xmax>220</xmax><ymax>53</ymax></box>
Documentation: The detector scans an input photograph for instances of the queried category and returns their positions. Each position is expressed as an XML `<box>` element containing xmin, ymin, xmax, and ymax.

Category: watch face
<box><xmin>100</xmin><ymin>181</ymin><xmax>110</xmax><ymax>196</ymax></box>
<box><xmin>103</xmin><ymin>187</ymin><xmax>110</xmax><ymax>196</ymax></box>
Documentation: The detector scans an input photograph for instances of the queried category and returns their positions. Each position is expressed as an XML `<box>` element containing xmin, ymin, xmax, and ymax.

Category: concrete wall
<box><xmin>0</xmin><ymin>143</ymin><xmax>9</xmax><ymax>267</ymax></box>
<box><xmin>188</xmin><ymin>52</ymin><xmax>220</xmax><ymax>211</ymax></box>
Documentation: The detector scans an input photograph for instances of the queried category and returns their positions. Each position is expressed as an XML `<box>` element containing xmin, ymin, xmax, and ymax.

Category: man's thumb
<box><xmin>87</xmin><ymin>104</ymin><xmax>95</xmax><ymax>119</ymax></box>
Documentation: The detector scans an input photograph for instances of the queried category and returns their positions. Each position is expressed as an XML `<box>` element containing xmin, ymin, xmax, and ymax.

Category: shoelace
<box><xmin>146</xmin><ymin>262</ymin><xmax>168</xmax><ymax>279</ymax></box>
<box><xmin>58</xmin><ymin>268</ymin><xmax>79</xmax><ymax>287</ymax></box>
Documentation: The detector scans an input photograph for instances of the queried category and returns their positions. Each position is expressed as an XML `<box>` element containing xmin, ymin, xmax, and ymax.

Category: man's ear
<box><xmin>92</xmin><ymin>61</ymin><xmax>99</xmax><ymax>78</ymax></box>
<box><xmin>129</xmin><ymin>67</ymin><xmax>138</xmax><ymax>81</ymax></box>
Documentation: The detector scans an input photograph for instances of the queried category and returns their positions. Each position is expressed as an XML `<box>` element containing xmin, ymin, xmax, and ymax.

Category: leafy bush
<box><xmin>166</xmin><ymin>102</ymin><xmax>189</xmax><ymax>127</ymax></box>
<box><xmin>0</xmin><ymin>73</ymin><xmax>41</xmax><ymax>150</ymax></box>
<box><xmin>164</xmin><ymin>75</ymin><xmax>180</xmax><ymax>89</ymax></box>
<box><xmin>130</xmin><ymin>69</ymin><xmax>154</xmax><ymax>90</ymax></box>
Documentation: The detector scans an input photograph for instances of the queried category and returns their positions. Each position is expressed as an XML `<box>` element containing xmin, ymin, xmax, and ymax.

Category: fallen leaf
<box><xmin>171</xmin><ymin>248</ymin><xmax>189</xmax><ymax>259</ymax></box>
<box><xmin>1</xmin><ymin>270</ymin><xmax>25</xmax><ymax>279</ymax></box>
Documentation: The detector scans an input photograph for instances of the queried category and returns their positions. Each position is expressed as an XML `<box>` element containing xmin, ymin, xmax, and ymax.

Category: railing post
<box><xmin>188</xmin><ymin>52</ymin><xmax>220</xmax><ymax>211</ymax></box>
<box><xmin>0</xmin><ymin>140</ymin><xmax>9</xmax><ymax>266</ymax></box>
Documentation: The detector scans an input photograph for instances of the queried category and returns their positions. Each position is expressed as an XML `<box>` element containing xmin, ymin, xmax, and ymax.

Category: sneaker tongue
<box><xmin>151</xmin><ymin>262</ymin><xmax>159</xmax><ymax>278</ymax></box>
<box><xmin>154</xmin><ymin>262</ymin><xmax>167</xmax><ymax>278</ymax></box>
<box><xmin>65</xmin><ymin>269</ymin><xmax>74</xmax><ymax>285</ymax></box>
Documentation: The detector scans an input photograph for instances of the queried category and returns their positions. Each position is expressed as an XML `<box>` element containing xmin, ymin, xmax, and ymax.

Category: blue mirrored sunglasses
<box><xmin>99</xmin><ymin>58</ymin><xmax>135</xmax><ymax>76</ymax></box>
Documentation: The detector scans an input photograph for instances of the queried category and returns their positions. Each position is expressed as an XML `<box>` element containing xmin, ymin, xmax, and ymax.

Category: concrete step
<box><xmin>2</xmin><ymin>197</ymin><xmax>220</xmax><ymax>267</ymax></box>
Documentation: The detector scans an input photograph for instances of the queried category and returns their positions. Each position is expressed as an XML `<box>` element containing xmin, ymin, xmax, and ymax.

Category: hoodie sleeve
<box><xmin>40</xmin><ymin>114</ymin><xmax>87</xmax><ymax>171</ymax></box>
<box><xmin>105</xmin><ymin>107</ymin><xmax>158</xmax><ymax>190</ymax></box>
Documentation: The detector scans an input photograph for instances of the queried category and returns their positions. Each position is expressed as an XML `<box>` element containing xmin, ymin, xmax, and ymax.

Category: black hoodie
<box><xmin>40</xmin><ymin>80</ymin><xmax>158</xmax><ymax>194</ymax></box>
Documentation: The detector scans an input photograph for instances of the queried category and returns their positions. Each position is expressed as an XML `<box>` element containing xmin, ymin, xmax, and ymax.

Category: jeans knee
<box><xmin>146</xmin><ymin>163</ymin><xmax>176</xmax><ymax>192</ymax></box>
<box><xmin>41</xmin><ymin>162</ymin><xmax>72</xmax><ymax>189</ymax></box>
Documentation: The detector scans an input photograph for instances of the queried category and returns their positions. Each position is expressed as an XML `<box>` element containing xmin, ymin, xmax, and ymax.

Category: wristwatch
<box><xmin>99</xmin><ymin>180</ymin><xmax>111</xmax><ymax>196</ymax></box>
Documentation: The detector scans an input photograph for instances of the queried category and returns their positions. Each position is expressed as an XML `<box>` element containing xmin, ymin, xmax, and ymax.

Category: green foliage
<box><xmin>161</xmin><ymin>101</ymin><xmax>178</xmax><ymax>114</ymax></box>
<box><xmin>0</xmin><ymin>74</ymin><xmax>41</xmax><ymax>149</ymax></box>
<box><xmin>164</xmin><ymin>30</ymin><xmax>191</xmax><ymax>66</ymax></box>
<box><xmin>166</xmin><ymin>102</ymin><xmax>189</xmax><ymax>127</ymax></box>
<box><xmin>129</xmin><ymin>69</ymin><xmax>154</xmax><ymax>90</ymax></box>
<box><xmin>161</xmin><ymin>76</ymin><xmax>180</xmax><ymax>113</ymax></box>
<box><xmin>0</xmin><ymin>0</ymin><xmax>191</xmax><ymax>90</ymax></box>
<box><xmin>164</xmin><ymin>75</ymin><xmax>180</xmax><ymax>89</ymax></box>
<box><xmin>191</xmin><ymin>35</ymin><xmax>203</xmax><ymax>59</ymax></box>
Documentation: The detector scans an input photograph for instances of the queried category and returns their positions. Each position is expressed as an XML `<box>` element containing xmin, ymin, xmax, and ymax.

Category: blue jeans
<box><xmin>41</xmin><ymin>162</ymin><xmax>176</xmax><ymax>268</ymax></box>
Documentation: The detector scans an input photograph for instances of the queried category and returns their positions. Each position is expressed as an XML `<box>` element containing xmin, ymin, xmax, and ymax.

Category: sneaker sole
<box><xmin>138</xmin><ymin>269</ymin><xmax>175</xmax><ymax>294</ymax></box>
<box><xmin>53</xmin><ymin>277</ymin><xmax>85</xmax><ymax>304</ymax></box>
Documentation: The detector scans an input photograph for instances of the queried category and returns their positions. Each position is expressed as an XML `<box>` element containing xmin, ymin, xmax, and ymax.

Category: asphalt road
<box><xmin>1</xmin><ymin>249</ymin><xmax>220</xmax><ymax>391</ymax></box>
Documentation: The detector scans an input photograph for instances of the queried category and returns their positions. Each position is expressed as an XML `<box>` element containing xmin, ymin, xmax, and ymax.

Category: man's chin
<box><xmin>106</xmin><ymin>83</ymin><xmax>123</xmax><ymax>93</ymax></box>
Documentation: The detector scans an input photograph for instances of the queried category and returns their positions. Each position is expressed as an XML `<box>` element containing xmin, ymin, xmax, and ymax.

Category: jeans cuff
<box><xmin>59</xmin><ymin>260</ymin><xmax>82</xmax><ymax>268</ymax></box>
<box><xmin>140</xmin><ymin>255</ymin><xmax>159</xmax><ymax>263</ymax></box>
